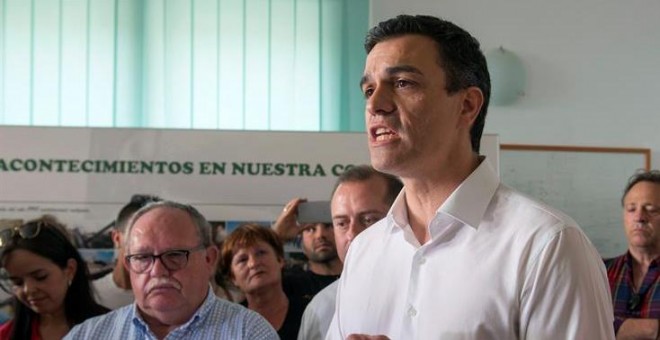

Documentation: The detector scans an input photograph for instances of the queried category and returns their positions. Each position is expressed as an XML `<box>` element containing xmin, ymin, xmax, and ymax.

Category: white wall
<box><xmin>371</xmin><ymin>0</ymin><xmax>660</xmax><ymax>168</ymax></box>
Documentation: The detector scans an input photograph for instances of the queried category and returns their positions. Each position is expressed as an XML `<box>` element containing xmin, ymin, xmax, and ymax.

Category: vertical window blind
<box><xmin>0</xmin><ymin>0</ymin><xmax>368</xmax><ymax>131</ymax></box>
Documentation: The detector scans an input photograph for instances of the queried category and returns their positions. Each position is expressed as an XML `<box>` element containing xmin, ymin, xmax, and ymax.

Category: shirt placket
<box><xmin>400</xmin><ymin>213</ymin><xmax>457</xmax><ymax>339</ymax></box>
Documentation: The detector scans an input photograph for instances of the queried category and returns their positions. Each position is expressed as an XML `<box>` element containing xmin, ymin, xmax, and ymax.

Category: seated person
<box><xmin>273</xmin><ymin>200</ymin><xmax>341</xmax><ymax>300</ymax></box>
<box><xmin>65</xmin><ymin>201</ymin><xmax>277</xmax><ymax>339</ymax></box>
<box><xmin>95</xmin><ymin>194</ymin><xmax>161</xmax><ymax>309</ymax></box>
<box><xmin>605</xmin><ymin>170</ymin><xmax>660</xmax><ymax>338</ymax></box>
<box><xmin>0</xmin><ymin>215</ymin><xmax>109</xmax><ymax>339</ymax></box>
<box><xmin>221</xmin><ymin>223</ymin><xmax>307</xmax><ymax>340</ymax></box>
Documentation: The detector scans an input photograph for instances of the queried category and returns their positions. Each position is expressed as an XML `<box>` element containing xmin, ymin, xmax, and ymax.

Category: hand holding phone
<box><xmin>297</xmin><ymin>201</ymin><xmax>332</xmax><ymax>224</ymax></box>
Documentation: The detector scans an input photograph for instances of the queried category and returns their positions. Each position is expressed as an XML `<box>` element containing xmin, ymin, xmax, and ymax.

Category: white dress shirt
<box><xmin>298</xmin><ymin>280</ymin><xmax>338</xmax><ymax>340</ymax></box>
<box><xmin>327</xmin><ymin>159</ymin><xmax>614</xmax><ymax>340</ymax></box>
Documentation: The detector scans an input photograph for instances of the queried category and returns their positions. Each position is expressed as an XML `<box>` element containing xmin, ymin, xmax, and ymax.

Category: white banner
<box><xmin>0</xmin><ymin>126</ymin><xmax>498</xmax><ymax>233</ymax></box>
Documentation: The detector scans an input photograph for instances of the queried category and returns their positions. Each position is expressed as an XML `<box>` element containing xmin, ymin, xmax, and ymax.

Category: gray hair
<box><xmin>621</xmin><ymin>169</ymin><xmax>660</xmax><ymax>205</ymax></box>
<box><xmin>123</xmin><ymin>200</ymin><xmax>212</xmax><ymax>250</ymax></box>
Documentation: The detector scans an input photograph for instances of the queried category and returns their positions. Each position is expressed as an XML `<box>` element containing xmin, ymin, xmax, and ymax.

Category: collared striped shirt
<box><xmin>605</xmin><ymin>252</ymin><xmax>660</xmax><ymax>334</ymax></box>
<box><xmin>65</xmin><ymin>288</ymin><xmax>278</xmax><ymax>340</ymax></box>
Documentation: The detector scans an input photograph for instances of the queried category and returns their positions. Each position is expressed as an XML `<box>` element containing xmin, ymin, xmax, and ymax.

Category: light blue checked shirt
<box><xmin>64</xmin><ymin>288</ymin><xmax>278</xmax><ymax>340</ymax></box>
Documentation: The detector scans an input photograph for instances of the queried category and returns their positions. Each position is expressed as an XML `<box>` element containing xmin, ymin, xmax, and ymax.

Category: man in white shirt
<box><xmin>327</xmin><ymin>14</ymin><xmax>614</xmax><ymax>339</ymax></box>
<box><xmin>297</xmin><ymin>165</ymin><xmax>402</xmax><ymax>340</ymax></box>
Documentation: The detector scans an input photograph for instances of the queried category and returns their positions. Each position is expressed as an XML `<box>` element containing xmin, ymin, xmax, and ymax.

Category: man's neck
<box><xmin>630</xmin><ymin>246</ymin><xmax>660</xmax><ymax>270</ymax></box>
<box><xmin>308</xmin><ymin>259</ymin><xmax>342</xmax><ymax>276</ymax></box>
<box><xmin>630</xmin><ymin>247</ymin><xmax>660</xmax><ymax>291</ymax></box>
<box><xmin>403</xmin><ymin>153</ymin><xmax>481</xmax><ymax>245</ymax></box>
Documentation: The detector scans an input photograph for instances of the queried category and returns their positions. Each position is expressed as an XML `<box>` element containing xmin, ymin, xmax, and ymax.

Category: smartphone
<box><xmin>297</xmin><ymin>201</ymin><xmax>332</xmax><ymax>224</ymax></box>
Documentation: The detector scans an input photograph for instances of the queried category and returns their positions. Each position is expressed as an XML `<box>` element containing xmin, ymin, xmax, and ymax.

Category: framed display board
<box><xmin>500</xmin><ymin>144</ymin><xmax>651</xmax><ymax>258</ymax></box>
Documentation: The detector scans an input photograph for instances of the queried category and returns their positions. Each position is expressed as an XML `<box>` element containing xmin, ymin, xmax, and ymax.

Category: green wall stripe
<box><xmin>112</xmin><ymin>0</ymin><xmax>119</xmax><ymax>126</ymax></box>
<box><xmin>57</xmin><ymin>0</ymin><xmax>63</xmax><ymax>125</ymax></box>
<box><xmin>215</xmin><ymin>0</ymin><xmax>221</xmax><ymax>128</ymax></box>
<box><xmin>267</xmin><ymin>0</ymin><xmax>271</xmax><ymax>128</ymax></box>
<box><xmin>85</xmin><ymin>0</ymin><xmax>91</xmax><ymax>126</ymax></box>
<box><xmin>190</xmin><ymin>0</ymin><xmax>195</xmax><ymax>128</ymax></box>
<box><xmin>0</xmin><ymin>0</ymin><xmax>4</xmax><ymax>123</ymax></box>
<box><xmin>163</xmin><ymin>0</ymin><xmax>168</xmax><ymax>125</ymax></box>
<box><xmin>317</xmin><ymin>0</ymin><xmax>322</xmax><ymax>131</ymax></box>
<box><xmin>137</xmin><ymin>0</ymin><xmax>145</xmax><ymax>126</ymax></box>
<box><xmin>29</xmin><ymin>0</ymin><xmax>35</xmax><ymax>124</ymax></box>
<box><xmin>241</xmin><ymin>0</ymin><xmax>246</xmax><ymax>129</ymax></box>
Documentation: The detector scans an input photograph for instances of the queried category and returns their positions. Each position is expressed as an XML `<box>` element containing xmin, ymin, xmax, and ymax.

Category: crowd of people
<box><xmin>0</xmin><ymin>13</ymin><xmax>658</xmax><ymax>340</ymax></box>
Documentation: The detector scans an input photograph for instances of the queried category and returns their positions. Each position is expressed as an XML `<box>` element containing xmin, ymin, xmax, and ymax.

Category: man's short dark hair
<box><xmin>332</xmin><ymin>165</ymin><xmax>403</xmax><ymax>205</ymax></box>
<box><xmin>364</xmin><ymin>14</ymin><xmax>490</xmax><ymax>153</ymax></box>
<box><xmin>115</xmin><ymin>194</ymin><xmax>162</xmax><ymax>232</ymax></box>
<box><xmin>621</xmin><ymin>170</ymin><xmax>660</xmax><ymax>205</ymax></box>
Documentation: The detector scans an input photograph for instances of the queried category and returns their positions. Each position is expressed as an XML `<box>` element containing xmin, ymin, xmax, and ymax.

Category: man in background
<box><xmin>94</xmin><ymin>194</ymin><xmax>161</xmax><ymax>309</ymax></box>
<box><xmin>297</xmin><ymin>165</ymin><xmax>402</xmax><ymax>340</ymax></box>
<box><xmin>273</xmin><ymin>198</ymin><xmax>342</xmax><ymax>299</ymax></box>
<box><xmin>66</xmin><ymin>200</ymin><xmax>277</xmax><ymax>339</ymax></box>
<box><xmin>605</xmin><ymin>170</ymin><xmax>660</xmax><ymax>338</ymax></box>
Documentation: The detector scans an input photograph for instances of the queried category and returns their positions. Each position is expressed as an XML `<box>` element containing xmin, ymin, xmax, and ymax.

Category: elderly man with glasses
<box><xmin>65</xmin><ymin>200</ymin><xmax>277</xmax><ymax>340</ymax></box>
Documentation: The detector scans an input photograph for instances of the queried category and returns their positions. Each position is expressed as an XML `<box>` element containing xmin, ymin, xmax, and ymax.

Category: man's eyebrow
<box><xmin>385</xmin><ymin>65</ymin><xmax>424</xmax><ymax>77</ymax></box>
<box><xmin>359</xmin><ymin>65</ymin><xmax>424</xmax><ymax>88</ymax></box>
<box><xmin>359</xmin><ymin>75</ymin><xmax>370</xmax><ymax>89</ymax></box>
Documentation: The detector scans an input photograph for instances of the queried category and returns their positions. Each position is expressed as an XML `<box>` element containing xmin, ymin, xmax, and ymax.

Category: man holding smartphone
<box><xmin>273</xmin><ymin>197</ymin><xmax>342</xmax><ymax>300</ymax></box>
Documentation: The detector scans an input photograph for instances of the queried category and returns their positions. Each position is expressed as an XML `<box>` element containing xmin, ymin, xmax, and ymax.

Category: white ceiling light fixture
<box><xmin>486</xmin><ymin>47</ymin><xmax>526</xmax><ymax>106</ymax></box>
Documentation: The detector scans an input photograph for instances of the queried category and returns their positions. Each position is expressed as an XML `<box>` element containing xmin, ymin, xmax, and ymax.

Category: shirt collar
<box><xmin>441</xmin><ymin>157</ymin><xmax>499</xmax><ymax>229</ymax></box>
<box><xmin>624</xmin><ymin>251</ymin><xmax>660</xmax><ymax>268</ymax></box>
<box><xmin>131</xmin><ymin>286</ymin><xmax>215</xmax><ymax>335</ymax></box>
<box><xmin>387</xmin><ymin>157</ymin><xmax>500</xmax><ymax>231</ymax></box>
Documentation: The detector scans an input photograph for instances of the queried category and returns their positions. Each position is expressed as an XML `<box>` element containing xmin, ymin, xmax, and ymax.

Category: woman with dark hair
<box><xmin>221</xmin><ymin>223</ymin><xmax>307</xmax><ymax>340</ymax></box>
<box><xmin>0</xmin><ymin>215</ymin><xmax>108</xmax><ymax>340</ymax></box>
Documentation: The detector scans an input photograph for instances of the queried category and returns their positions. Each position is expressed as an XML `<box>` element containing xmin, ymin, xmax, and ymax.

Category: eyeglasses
<box><xmin>0</xmin><ymin>222</ymin><xmax>42</xmax><ymax>247</ymax></box>
<box><xmin>125</xmin><ymin>245</ymin><xmax>206</xmax><ymax>273</ymax></box>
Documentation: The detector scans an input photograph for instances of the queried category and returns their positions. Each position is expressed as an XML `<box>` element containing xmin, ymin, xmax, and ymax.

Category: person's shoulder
<box><xmin>208</xmin><ymin>296</ymin><xmax>271</xmax><ymax>324</ymax></box>
<box><xmin>92</xmin><ymin>273</ymin><xmax>134</xmax><ymax>310</ymax></box>
<box><xmin>312</xmin><ymin>280</ymin><xmax>338</xmax><ymax>304</ymax></box>
<box><xmin>305</xmin><ymin>280</ymin><xmax>338</xmax><ymax>314</ymax></box>
<box><xmin>495</xmin><ymin>184</ymin><xmax>579</xmax><ymax>232</ymax></box>
<box><xmin>65</xmin><ymin>306</ymin><xmax>130</xmax><ymax>339</ymax></box>
<box><xmin>0</xmin><ymin>319</ymin><xmax>14</xmax><ymax>338</ymax></box>
<box><xmin>603</xmin><ymin>253</ymin><xmax>627</xmax><ymax>269</ymax></box>
<box><xmin>350</xmin><ymin>216</ymin><xmax>389</xmax><ymax>246</ymax></box>
<box><xmin>206</xmin><ymin>298</ymin><xmax>279</xmax><ymax>339</ymax></box>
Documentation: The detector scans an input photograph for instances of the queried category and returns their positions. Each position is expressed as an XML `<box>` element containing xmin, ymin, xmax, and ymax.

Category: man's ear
<box><xmin>111</xmin><ymin>229</ymin><xmax>123</xmax><ymax>249</ymax></box>
<box><xmin>205</xmin><ymin>245</ymin><xmax>220</xmax><ymax>271</ymax></box>
<box><xmin>459</xmin><ymin>86</ymin><xmax>484</xmax><ymax>128</ymax></box>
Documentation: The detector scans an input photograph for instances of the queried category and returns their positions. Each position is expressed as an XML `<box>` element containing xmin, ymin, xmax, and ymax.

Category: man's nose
<box><xmin>150</xmin><ymin>257</ymin><xmax>171</xmax><ymax>276</ymax></box>
<box><xmin>634</xmin><ymin>207</ymin><xmax>649</xmax><ymax>222</ymax></box>
<box><xmin>346</xmin><ymin>222</ymin><xmax>359</xmax><ymax>242</ymax></box>
<box><xmin>313</xmin><ymin>224</ymin><xmax>326</xmax><ymax>239</ymax></box>
<box><xmin>366</xmin><ymin>85</ymin><xmax>396</xmax><ymax>116</ymax></box>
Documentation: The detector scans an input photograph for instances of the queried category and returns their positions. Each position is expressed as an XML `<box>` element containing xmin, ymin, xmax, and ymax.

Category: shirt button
<box><xmin>419</xmin><ymin>257</ymin><xmax>426</xmax><ymax>264</ymax></box>
<box><xmin>408</xmin><ymin>306</ymin><xmax>417</xmax><ymax>317</ymax></box>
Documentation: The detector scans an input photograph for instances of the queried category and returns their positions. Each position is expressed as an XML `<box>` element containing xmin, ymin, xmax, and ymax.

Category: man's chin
<box><xmin>144</xmin><ymin>290</ymin><xmax>184</xmax><ymax>307</ymax></box>
<box><xmin>309</xmin><ymin>251</ymin><xmax>339</xmax><ymax>263</ymax></box>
